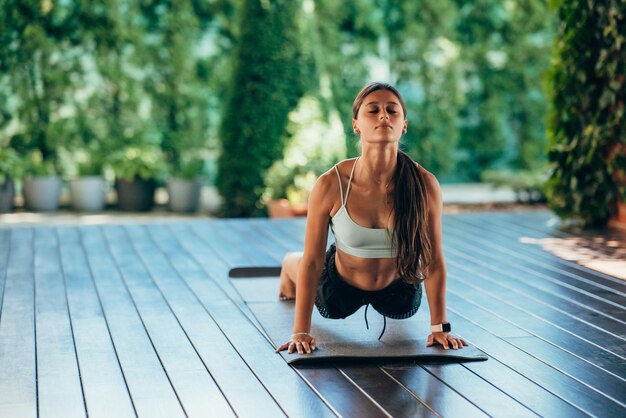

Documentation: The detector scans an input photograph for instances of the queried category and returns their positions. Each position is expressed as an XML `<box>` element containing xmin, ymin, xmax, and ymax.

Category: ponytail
<box><xmin>392</xmin><ymin>150</ymin><xmax>432</xmax><ymax>284</ymax></box>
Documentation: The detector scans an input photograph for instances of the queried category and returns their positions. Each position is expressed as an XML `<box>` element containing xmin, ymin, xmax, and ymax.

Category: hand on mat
<box><xmin>427</xmin><ymin>332</ymin><xmax>468</xmax><ymax>350</ymax></box>
<box><xmin>275</xmin><ymin>333</ymin><xmax>317</xmax><ymax>354</ymax></box>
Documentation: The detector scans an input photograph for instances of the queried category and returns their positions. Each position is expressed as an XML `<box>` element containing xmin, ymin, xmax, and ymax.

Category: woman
<box><xmin>276</xmin><ymin>82</ymin><xmax>468</xmax><ymax>355</ymax></box>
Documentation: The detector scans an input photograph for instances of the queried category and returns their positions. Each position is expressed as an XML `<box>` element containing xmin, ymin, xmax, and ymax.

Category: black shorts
<box><xmin>314</xmin><ymin>244</ymin><xmax>422</xmax><ymax>320</ymax></box>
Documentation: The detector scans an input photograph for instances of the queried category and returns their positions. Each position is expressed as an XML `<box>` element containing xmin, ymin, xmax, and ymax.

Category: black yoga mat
<box><xmin>229</xmin><ymin>268</ymin><xmax>488</xmax><ymax>365</ymax></box>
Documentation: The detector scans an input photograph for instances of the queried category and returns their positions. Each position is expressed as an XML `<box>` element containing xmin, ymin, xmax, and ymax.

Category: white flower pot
<box><xmin>167</xmin><ymin>178</ymin><xmax>202</xmax><ymax>212</ymax></box>
<box><xmin>70</xmin><ymin>176</ymin><xmax>106</xmax><ymax>212</ymax></box>
<box><xmin>23</xmin><ymin>176</ymin><xmax>62</xmax><ymax>212</ymax></box>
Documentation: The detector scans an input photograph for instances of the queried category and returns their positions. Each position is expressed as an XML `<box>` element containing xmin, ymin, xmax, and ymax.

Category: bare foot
<box><xmin>279</xmin><ymin>273</ymin><xmax>296</xmax><ymax>301</ymax></box>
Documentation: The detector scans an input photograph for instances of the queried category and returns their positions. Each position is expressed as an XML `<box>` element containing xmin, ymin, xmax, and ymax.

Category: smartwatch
<box><xmin>430</xmin><ymin>322</ymin><xmax>451</xmax><ymax>333</ymax></box>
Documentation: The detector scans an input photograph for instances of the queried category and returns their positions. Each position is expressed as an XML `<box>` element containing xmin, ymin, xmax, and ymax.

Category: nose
<box><xmin>379</xmin><ymin>111</ymin><xmax>390</xmax><ymax>120</ymax></box>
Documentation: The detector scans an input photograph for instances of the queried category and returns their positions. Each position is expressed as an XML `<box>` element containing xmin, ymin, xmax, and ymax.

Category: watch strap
<box><xmin>430</xmin><ymin>322</ymin><xmax>451</xmax><ymax>333</ymax></box>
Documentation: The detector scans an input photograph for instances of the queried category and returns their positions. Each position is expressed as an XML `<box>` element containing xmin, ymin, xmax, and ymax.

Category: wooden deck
<box><xmin>0</xmin><ymin>210</ymin><xmax>624</xmax><ymax>418</ymax></box>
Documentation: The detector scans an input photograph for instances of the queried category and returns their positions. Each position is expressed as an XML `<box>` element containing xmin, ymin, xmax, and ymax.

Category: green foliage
<box><xmin>0</xmin><ymin>0</ymin><xmax>85</xmax><ymax>169</ymax></box>
<box><xmin>23</xmin><ymin>150</ymin><xmax>58</xmax><ymax>177</ymax></box>
<box><xmin>217</xmin><ymin>0</ymin><xmax>309</xmax><ymax>217</ymax></box>
<box><xmin>173</xmin><ymin>156</ymin><xmax>205</xmax><ymax>180</ymax></box>
<box><xmin>313</xmin><ymin>0</ymin><xmax>555</xmax><ymax>182</ymax></box>
<box><xmin>107</xmin><ymin>146</ymin><xmax>167</xmax><ymax>181</ymax></box>
<box><xmin>141</xmin><ymin>0</ymin><xmax>210</xmax><ymax>178</ymax></box>
<box><xmin>264</xmin><ymin>95</ymin><xmax>346</xmax><ymax>202</ymax></box>
<box><xmin>0</xmin><ymin>148</ymin><xmax>24</xmax><ymax>183</ymax></box>
<box><xmin>546</xmin><ymin>0</ymin><xmax>626</xmax><ymax>227</ymax></box>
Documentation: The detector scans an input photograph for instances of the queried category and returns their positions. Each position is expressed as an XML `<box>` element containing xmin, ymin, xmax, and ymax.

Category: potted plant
<box><xmin>0</xmin><ymin>148</ymin><xmax>24</xmax><ymax>212</ymax></box>
<box><xmin>22</xmin><ymin>151</ymin><xmax>63</xmax><ymax>212</ymax></box>
<box><xmin>264</xmin><ymin>164</ymin><xmax>318</xmax><ymax>218</ymax></box>
<box><xmin>68</xmin><ymin>148</ymin><xmax>107</xmax><ymax>212</ymax></box>
<box><xmin>167</xmin><ymin>155</ymin><xmax>204</xmax><ymax>212</ymax></box>
<box><xmin>108</xmin><ymin>145</ymin><xmax>166</xmax><ymax>211</ymax></box>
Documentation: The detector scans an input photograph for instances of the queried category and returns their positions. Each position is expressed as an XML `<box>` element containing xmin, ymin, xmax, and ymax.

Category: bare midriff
<box><xmin>334</xmin><ymin>248</ymin><xmax>399</xmax><ymax>291</ymax></box>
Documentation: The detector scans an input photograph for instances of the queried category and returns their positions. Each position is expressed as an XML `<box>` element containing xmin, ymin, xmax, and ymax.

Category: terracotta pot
<box><xmin>291</xmin><ymin>202</ymin><xmax>308</xmax><ymax>217</ymax></box>
<box><xmin>267</xmin><ymin>199</ymin><xmax>293</xmax><ymax>218</ymax></box>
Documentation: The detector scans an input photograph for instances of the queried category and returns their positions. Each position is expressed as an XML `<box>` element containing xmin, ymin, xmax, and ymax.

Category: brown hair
<box><xmin>352</xmin><ymin>82</ymin><xmax>432</xmax><ymax>284</ymax></box>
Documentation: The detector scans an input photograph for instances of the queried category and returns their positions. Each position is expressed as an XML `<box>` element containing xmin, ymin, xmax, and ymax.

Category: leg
<box><xmin>279</xmin><ymin>251</ymin><xmax>303</xmax><ymax>300</ymax></box>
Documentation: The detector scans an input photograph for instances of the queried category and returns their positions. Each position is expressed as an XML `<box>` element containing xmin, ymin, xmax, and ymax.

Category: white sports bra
<box><xmin>330</xmin><ymin>157</ymin><xmax>398</xmax><ymax>258</ymax></box>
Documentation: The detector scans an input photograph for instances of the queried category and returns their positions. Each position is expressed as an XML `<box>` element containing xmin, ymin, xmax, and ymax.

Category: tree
<box><xmin>546</xmin><ymin>0</ymin><xmax>626</xmax><ymax>227</ymax></box>
<box><xmin>140</xmin><ymin>0</ymin><xmax>208</xmax><ymax>177</ymax></box>
<box><xmin>0</xmin><ymin>0</ymin><xmax>85</xmax><ymax>172</ymax></box>
<box><xmin>217</xmin><ymin>0</ymin><xmax>308</xmax><ymax>217</ymax></box>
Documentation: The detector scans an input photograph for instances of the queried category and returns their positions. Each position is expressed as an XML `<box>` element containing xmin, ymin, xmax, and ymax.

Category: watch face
<box><xmin>442</xmin><ymin>323</ymin><xmax>451</xmax><ymax>332</ymax></box>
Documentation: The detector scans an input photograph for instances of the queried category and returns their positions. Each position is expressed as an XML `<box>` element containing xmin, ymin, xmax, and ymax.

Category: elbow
<box><xmin>423</xmin><ymin>261</ymin><xmax>446</xmax><ymax>280</ymax></box>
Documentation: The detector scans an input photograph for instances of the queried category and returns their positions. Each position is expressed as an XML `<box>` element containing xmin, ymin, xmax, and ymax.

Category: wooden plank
<box><xmin>56</xmin><ymin>227</ymin><xmax>136</xmax><ymax>418</ymax></box>
<box><xmin>212</xmin><ymin>219</ymin><xmax>281</xmax><ymax>265</ymax></box>
<box><xmin>442</xmin><ymin>223</ymin><xmax>626</xmax><ymax>323</ymax></box>
<box><xmin>441</xmin><ymin>242</ymin><xmax>626</xmax><ymax>376</ymax></box>
<box><xmin>382</xmin><ymin>365</ymin><xmax>489</xmax><ymax>417</ymax></box>
<box><xmin>34</xmin><ymin>228</ymin><xmax>86</xmax><ymax>418</ymax></box>
<box><xmin>444</xmin><ymin>216</ymin><xmax>626</xmax><ymax>309</ymax></box>
<box><xmin>447</xmin><ymin>258</ymin><xmax>626</xmax><ymax>358</ymax></box>
<box><xmin>458</xmin><ymin>346</ymin><xmax>589</xmax><ymax>418</ymax></box>
<box><xmin>445</xmin><ymin>294</ymin><xmax>626</xmax><ymax>417</ymax></box>
<box><xmin>443</xmin><ymin>230</ymin><xmax>626</xmax><ymax>337</ymax></box>
<box><xmin>337</xmin><ymin>365</ymin><xmax>437</xmax><ymax>417</ymax></box>
<box><xmin>447</xmin><ymin>214</ymin><xmax>626</xmax><ymax>295</ymax></box>
<box><xmin>153</xmin><ymin>223</ymin><xmax>336</xmax><ymax>418</ymax></box>
<box><xmin>418</xmin><ymin>361</ymin><xmax>538</xmax><ymax>417</ymax></box>
<box><xmin>174</xmin><ymin>221</ymin><xmax>268</xmax><ymax>336</ymax></box>
<box><xmin>101</xmin><ymin>225</ymin><xmax>235</xmax><ymax>418</ymax></box>
<box><xmin>468</xmin><ymin>211</ymin><xmax>626</xmax><ymax>286</ymax></box>
<box><xmin>75</xmin><ymin>226</ymin><xmax>186</xmax><ymax>418</ymax></box>
<box><xmin>446</xmin><ymin>287</ymin><xmax>626</xmax><ymax>404</ymax></box>
<box><xmin>125</xmin><ymin>223</ymin><xmax>282</xmax><ymax>418</ymax></box>
<box><xmin>0</xmin><ymin>228</ymin><xmax>36</xmax><ymax>418</ymax></box>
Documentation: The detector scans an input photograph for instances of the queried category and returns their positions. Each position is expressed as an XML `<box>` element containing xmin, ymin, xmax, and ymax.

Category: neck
<box><xmin>357</xmin><ymin>146</ymin><xmax>398</xmax><ymax>186</ymax></box>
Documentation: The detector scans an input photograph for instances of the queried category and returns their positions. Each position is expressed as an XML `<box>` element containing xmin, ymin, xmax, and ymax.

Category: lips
<box><xmin>377</xmin><ymin>124</ymin><xmax>392</xmax><ymax>129</ymax></box>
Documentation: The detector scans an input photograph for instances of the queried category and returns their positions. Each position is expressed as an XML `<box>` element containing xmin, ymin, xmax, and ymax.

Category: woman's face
<box><xmin>353</xmin><ymin>89</ymin><xmax>407</xmax><ymax>143</ymax></box>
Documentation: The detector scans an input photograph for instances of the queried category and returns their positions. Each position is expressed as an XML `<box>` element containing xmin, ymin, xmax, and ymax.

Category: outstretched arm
<box><xmin>275</xmin><ymin>173</ymin><xmax>332</xmax><ymax>354</ymax></box>
<box><xmin>422</xmin><ymin>172</ymin><xmax>468</xmax><ymax>350</ymax></box>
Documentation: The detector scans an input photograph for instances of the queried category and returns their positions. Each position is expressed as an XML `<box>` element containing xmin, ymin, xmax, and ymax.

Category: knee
<box><xmin>282</xmin><ymin>252</ymin><xmax>303</xmax><ymax>269</ymax></box>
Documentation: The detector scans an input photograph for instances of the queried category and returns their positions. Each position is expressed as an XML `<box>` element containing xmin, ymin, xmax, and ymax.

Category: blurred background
<box><xmin>0</xmin><ymin>0</ymin><xmax>623</xmax><ymax>227</ymax></box>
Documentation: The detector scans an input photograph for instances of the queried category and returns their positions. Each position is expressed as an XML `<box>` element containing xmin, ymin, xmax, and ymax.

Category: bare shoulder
<box><xmin>416</xmin><ymin>163</ymin><xmax>443</xmax><ymax>206</ymax></box>
<box><xmin>308</xmin><ymin>161</ymin><xmax>347</xmax><ymax>215</ymax></box>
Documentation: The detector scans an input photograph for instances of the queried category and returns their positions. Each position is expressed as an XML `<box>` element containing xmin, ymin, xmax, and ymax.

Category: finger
<box><xmin>302</xmin><ymin>341</ymin><xmax>311</xmax><ymax>354</ymax></box>
<box><xmin>450</xmin><ymin>339</ymin><xmax>458</xmax><ymax>350</ymax></box>
<box><xmin>461</xmin><ymin>339</ymin><xmax>469</xmax><ymax>346</ymax></box>
<box><xmin>426</xmin><ymin>335</ymin><xmax>433</xmax><ymax>346</ymax></box>
<box><xmin>457</xmin><ymin>338</ymin><xmax>465</xmax><ymax>348</ymax></box>
<box><xmin>296</xmin><ymin>342</ymin><xmax>304</xmax><ymax>354</ymax></box>
<box><xmin>310</xmin><ymin>339</ymin><xmax>316</xmax><ymax>350</ymax></box>
<box><xmin>288</xmin><ymin>342</ymin><xmax>295</xmax><ymax>354</ymax></box>
<box><xmin>441</xmin><ymin>338</ymin><xmax>449</xmax><ymax>349</ymax></box>
<box><xmin>276</xmin><ymin>342</ymin><xmax>290</xmax><ymax>353</ymax></box>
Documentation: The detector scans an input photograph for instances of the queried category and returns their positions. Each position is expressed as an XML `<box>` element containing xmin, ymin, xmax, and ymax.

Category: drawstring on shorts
<box><xmin>363</xmin><ymin>303</ymin><xmax>387</xmax><ymax>340</ymax></box>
